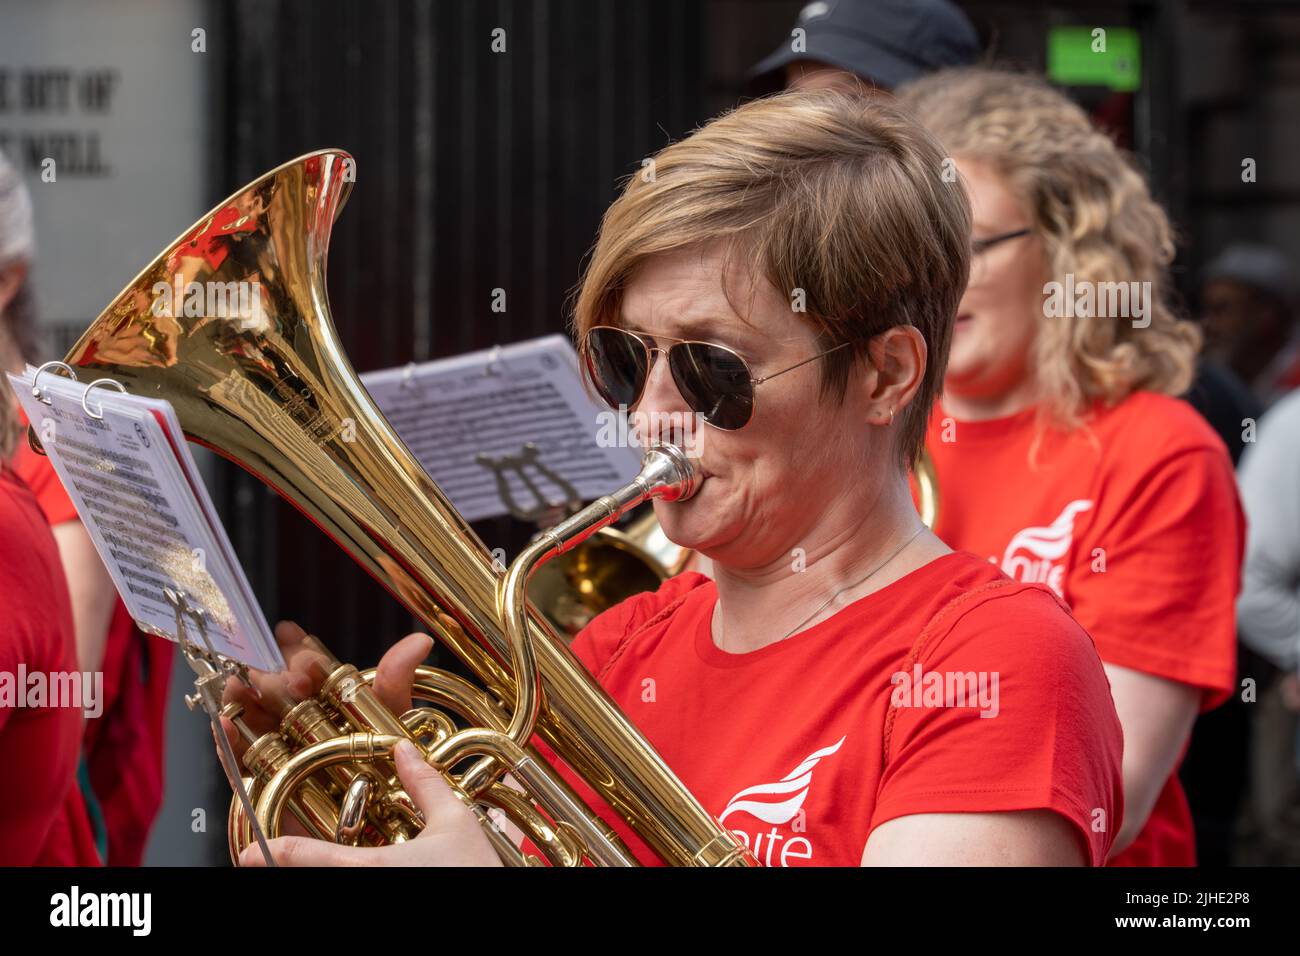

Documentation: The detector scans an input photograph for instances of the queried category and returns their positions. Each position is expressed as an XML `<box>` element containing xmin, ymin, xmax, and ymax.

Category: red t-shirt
<box><xmin>8</xmin><ymin>433</ymin><xmax>173</xmax><ymax>866</ymax></box>
<box><xmin>0</xmin><ymin>466</ymin><xmax>100</xmax><ymax>865</ymax></box>
<box><xmin>925</xmin><ymin>392</ymin><xmax>1243</xmax><ymax>866</ymax></box>
<box><xmin>526</xmin><ymin>552</ymin><xmax>1123</xmax><ymax>866</ymax></box>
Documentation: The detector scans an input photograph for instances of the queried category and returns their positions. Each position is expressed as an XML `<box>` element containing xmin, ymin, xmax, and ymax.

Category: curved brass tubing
<box><xmin>244</xmin><ymin>665</ymin><xmax>635</xmax><ymax>866</ymax></box>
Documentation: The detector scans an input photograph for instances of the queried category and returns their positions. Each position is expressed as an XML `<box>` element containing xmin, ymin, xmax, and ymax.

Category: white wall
<box><xmin>0</xmin><ymin>0</ymin><xmax>209</xmax><ymax>342</ymax></box>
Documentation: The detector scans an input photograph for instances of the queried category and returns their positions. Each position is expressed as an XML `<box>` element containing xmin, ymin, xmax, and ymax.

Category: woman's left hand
<box><xmin>237</xmin><ymin>738</ymin><xmax>504</xmax><ymax>867</ymax></box>
<box><xmin>235</xmin><ymin>630</ymin><xmax>506</xmax><ymax>867</ymax></box>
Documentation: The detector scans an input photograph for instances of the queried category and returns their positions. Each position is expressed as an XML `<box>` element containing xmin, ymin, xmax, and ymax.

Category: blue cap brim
<box><xmin>748</xmin><ymin>30</ymin><xmax>930</xmax><ymax>92</ymax></box>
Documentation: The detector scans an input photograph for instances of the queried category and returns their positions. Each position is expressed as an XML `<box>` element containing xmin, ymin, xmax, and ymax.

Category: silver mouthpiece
<box><xmin>637</xmin><ymin>443</ymin><xmax>700</xmax><ymax>503</ymax></box>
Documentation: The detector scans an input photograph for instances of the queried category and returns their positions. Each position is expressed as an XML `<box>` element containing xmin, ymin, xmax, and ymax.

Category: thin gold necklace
<box><xmin>716</xmin><ymin>525</ymin><xmax>925</xmax><ymax>650</ymax></box>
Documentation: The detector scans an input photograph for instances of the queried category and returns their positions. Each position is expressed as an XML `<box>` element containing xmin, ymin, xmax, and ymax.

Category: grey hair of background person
<box><xmin>0</xmin><ymin>149</ymin><xmax>43</xmax><ymax>369</ymax></box>
<box><xmin>0</xmin><ymin>150</ymin><xmax>35</xmax><ymax>269</ymax></box>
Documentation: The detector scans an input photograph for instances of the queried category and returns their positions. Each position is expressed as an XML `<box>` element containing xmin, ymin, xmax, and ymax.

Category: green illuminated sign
<box><xmin>1047</xmin><ymin>26</ymin><xmax>1141</xmax><ymax>92</ymax></box>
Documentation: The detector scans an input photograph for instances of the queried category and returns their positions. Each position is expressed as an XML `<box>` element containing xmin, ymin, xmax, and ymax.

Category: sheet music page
<box><xmin>148</xmin><ymin>399</ymin><xmax>254</xmax><ymax>609</ymax></box>
<box><xmin>361</xmin><ymin>335</ymin><xmax>641</xmax><ymax>521</ymax></box>
<box><xmin>8</xmin><ymin>370</ymin><xmax>283</xmax><ymax>672</ymax></box>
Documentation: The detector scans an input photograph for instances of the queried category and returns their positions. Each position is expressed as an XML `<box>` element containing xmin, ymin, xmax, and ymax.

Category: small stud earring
<box><xmin>887</xmin><ymin>407</ymin><xmax>896</xmax><ymax>425</ymax></box>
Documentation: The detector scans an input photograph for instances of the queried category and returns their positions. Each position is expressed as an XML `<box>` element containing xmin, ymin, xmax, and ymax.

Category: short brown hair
<box><xmin>572</xmin><ymin>88</ymin><xmax>971</xmax><ymax>466</ymax></box>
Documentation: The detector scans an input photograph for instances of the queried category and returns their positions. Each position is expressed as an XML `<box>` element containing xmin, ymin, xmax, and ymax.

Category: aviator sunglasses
<box><xmin>581</xmin><ymin>325</ymin><xmax>854</xmax><ymax>431</ymax></box>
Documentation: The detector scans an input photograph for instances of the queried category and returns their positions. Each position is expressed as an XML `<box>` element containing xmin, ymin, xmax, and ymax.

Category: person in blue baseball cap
<box><xmin>750</xmin><ymin>0</ymin><xmax>981</xmax><ymax>95</ymax></box>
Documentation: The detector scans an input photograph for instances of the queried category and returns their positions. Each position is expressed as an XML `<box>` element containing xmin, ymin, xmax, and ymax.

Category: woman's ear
<box><xmin>0</xmin><ymin>261</ymin><xmax>27</xmax><ymax>316</ymax></box>
<box><xmin>864</xmin><ymin>326</ymin><xmax>927</xmax><ymax>423</ymax></box>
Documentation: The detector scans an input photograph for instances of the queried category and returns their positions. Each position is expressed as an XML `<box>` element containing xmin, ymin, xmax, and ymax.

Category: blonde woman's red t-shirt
<box><xmin>526</xmin><ymin>552</ymin><xmax>1123</xmax><ymax>866</ymax></box>
<box><xmin>925</xmin><ymin>391</ymin><xmax>1243</xmax><ymax>867</ymax></box>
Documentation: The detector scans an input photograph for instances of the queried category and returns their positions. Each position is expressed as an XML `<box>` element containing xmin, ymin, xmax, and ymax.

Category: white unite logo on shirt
<box><xmin>718</xmin><ymin>736</ymin><xmax>846</xmax><ymax>866</ymax></box>
<box><xmin>998</xmin><ymin>499</ymin><xmax>1094</xmax><ymax>597</ymax></box>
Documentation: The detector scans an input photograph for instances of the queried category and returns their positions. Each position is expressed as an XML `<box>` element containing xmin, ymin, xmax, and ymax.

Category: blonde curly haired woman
<box><xmin>898</xmin><ymin>68</ymin><xmax>1243</xmax><ymax>866</ymax></box>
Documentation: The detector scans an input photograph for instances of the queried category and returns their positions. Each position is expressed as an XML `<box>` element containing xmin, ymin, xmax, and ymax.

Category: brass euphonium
<box><xmin>56</xmin><ymin>150</ymin><xmax>756</xmax><ymax>867</ymax></box>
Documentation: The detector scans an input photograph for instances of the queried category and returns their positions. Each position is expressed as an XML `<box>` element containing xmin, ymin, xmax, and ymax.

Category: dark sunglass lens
<box><xmin>585</xmin><ymin>327</ymin><xmax>648</xmax><ymax>410</ymax></box>
<box><xmin>669</xmin><ymin>342</ymin><xmax>754</xmax><ymax>430</ymax></box>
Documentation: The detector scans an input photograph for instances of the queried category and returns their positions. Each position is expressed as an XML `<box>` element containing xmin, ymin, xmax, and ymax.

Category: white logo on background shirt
<box><xmin>719</xmin><ymin>736</ymin><xmax>845</xmax><ymax>866</ymax></box>
<box><xmin>1000</xmin><ymin>499</ymin><xmax>1093</xmax><ymax>597</ymax></box>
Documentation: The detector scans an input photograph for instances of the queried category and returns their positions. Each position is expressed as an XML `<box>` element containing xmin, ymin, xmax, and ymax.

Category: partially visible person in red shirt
<box><xmin>7</xmin><ymin>423</ymin><xmax>174</xmax><ymax>865</ymax></box>
<box><xmin>0</xmin><ymin>335</ymin><xmax>100</xmax><ymax>865</ymax></box>
<box><xmin>219</xmin><ymin>90</ymin><xmax>1124</xmax><ymax>868</ymax></box>
<box><xmin>898</xmin><ymin>68</ymin><xmax>1243</xmax><ymax>865</ymax></box>
<box><xmin>1</xmin><ymin>147</ymin><xmax>171</xmax><ymax>865</ymax></box>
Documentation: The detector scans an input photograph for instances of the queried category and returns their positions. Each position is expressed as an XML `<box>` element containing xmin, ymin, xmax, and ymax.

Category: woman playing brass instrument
<box><xmin>222</xmin><ymin>89</ymin><xmax>1123</xmax><ymax>866</ymax></box>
